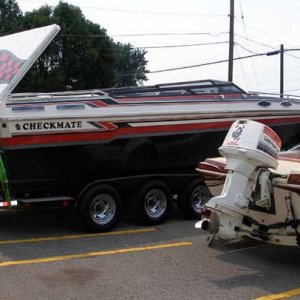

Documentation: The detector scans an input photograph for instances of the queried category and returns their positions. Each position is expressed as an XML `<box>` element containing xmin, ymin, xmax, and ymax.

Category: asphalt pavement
<box><xmin>0</xmin><ymin>208</ymin><xmax>299</xmax><ymax>300</ymax></box>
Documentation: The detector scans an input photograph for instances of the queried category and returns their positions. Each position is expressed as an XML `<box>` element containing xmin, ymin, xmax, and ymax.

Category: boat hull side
<box><xmin>1</xmin><ymin>121</ymin><xmax>300</xmax><ymax>198</ymax></box>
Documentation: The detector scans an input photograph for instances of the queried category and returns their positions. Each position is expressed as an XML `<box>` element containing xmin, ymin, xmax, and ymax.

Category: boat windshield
<box><xmin>105</xmin><ymin>79</ymin><xmax>245</xmax><ymax>98</ymax></box>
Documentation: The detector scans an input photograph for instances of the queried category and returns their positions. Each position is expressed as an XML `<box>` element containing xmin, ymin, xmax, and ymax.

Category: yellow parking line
<box><xmin>0</xmin><ymin>241</ymin><xmax>192</xmax><ymax>267</ymax></box>
<box><xmin>0</xmin><ymin>228</ymin><xmax>156</xmax><ymax>245</ymax></box>
<box><xmin>255</xmin><ymin>287</ymin><xmax>300</xmax><ymax>300</ymax></box>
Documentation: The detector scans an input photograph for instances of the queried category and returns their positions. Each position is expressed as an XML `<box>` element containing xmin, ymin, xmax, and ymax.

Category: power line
<box><xmin>150</xmin><ymin>53</ymin><xmax>267</xmax><ymax>74</ymax></box>
<box><xmin>18</xmin><ymin>0</ymin><xmax>228</xmax><ymax>17</ymax></box>
<box><xmin>235</xmin><ymin>18</ymin><xmax>282</xmax><ymax>43</ymax></box>
<box><xmin>236</xmin><ymin>65</ymin><xmax>300</xmax><ymax>77</ymax></box>
<box><xmin>260</xmin><ymin>76</ymin><xmax>300</xmax><ymax>87</ymax></box>
<box><xmin>285</xmin><ymin>88</ymin><xmax>300</xmax><ymax>92</ymax></box>
<box><xmin>59</xmin><ymin>36</ymin><xmax>229</xmax><ymax>50</ymax></box>
<box><xmin>265</xmin><ymin>47</ymin><xmax>300</xmax><ymax>61</ymax></box>
<box><xmin>236</xmin><ymin>33</ymin><xmax>300</xmax><ymax>61</ymax></box>
<box><xmin>136</xmin><ymin>41</ymin><xmax>229</xmax><ymax>49</ymax></box>
<box><xmin>235</xmin><ymin>2</ymin><xmax>249</xmax><ymax>89</ymax></box>
<box><xmin>285</xmin><ymin>48</ymin><xmax>300</xmax><ymax>53</ymax></box>
<box><xmin>119</xmin><ymin>48</ymin><xmax>300</xmax><ymax>77</ymax></box>
<box><xmin>234</xmin><ymin>42</ymin><xmax>261</xmax><ymax>55</ymax></box>
<box><xmin>234</xmin><ymin>33</ymin><xmax>276</xmax><ymax>50</ymax></box>
<box><xmin>235</xmin><ymin>44</ymin><xmax>249</xmax><ymax>90</ymax></box>
<box><xmin>60</xmin><ymin>33</ymin><xmax>230</xmax><ymax>49</ymax></box>
<box><xmin>235</xmin><ymin>33</ymin><xmax>300</xmax><ymax>61</ymax></box>
<box><xmin>61</xmin><ymin>32</ymin><xmax>229</xmax><ymax>38</ymax></box>
<box><xmin>237</xmin><ymin>0</ymin><xmax>260</xmax><ymax>90</ymax></box>
<box><xmin>116</xmin><ymin>52</ymin><xmax>269</xmax><ymax>77</ymax></box>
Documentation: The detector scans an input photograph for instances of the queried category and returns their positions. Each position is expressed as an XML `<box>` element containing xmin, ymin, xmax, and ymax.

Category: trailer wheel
<box><xmin>178</xmin><ymin>180</ymin><xmax>211</xmax><ymax>220</ymax></box>
<box><xmin>79</xmin><ymin>184</ymin><xmax>121</xmax><ymax>232</ymax></box>
<box><xmin>135</xmin><ymin>181</ymin><xmax>172</xmax><ymax>225</ymax></box>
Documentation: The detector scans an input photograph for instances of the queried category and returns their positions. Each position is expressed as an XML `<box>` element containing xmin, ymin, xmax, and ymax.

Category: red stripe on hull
<box><xmin>0</xmin><ymin>121</ymin><xmax>232</xmax><ymax>147</ymax></box>
<box><xmin>1</xmin><ymin>116</ymin><xmax>300</xmax><ymax>148</ymax></box>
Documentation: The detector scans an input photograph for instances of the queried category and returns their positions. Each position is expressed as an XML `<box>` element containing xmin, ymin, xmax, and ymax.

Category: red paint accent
<box><xmin>263</xmin><ymin>126</ymin><xmax>281</xmax><ymax>147</ymax></box>
<box><xmin>97</xmin><ymin>122</ymin><xmax>118</xmax><ymax>130</ymax></box>
<box><xmin>196</xmin><ymin>162</ymin><xmax>225</xmax><ymax>174</ymax></box>
<box><xmin>287</xmin><ymin>174</ymin><xmax>300</xmax><ymax>185</ymax></box>
<box><xmin>196</xmin><ymin>160</ymin><xmax>227</xmax><ymax>180</ymax></box>
<box><xmin>90</xmin><ymin>100</ymin><xmax>108</xmax><ymax>107</ymax></box>
<box><xmin>1</xmin><ymin>121</ymin><xmax>233</xmax><ymax>147</ymax></box>
<box><xmin>2</xmin><ymin>116</ymin><xmax>300</xmax><ymax>148</ymax></box>
<box><xmin>278</xmin><ymin>156</ymin><xmax>300</xmax><ymax>162</ymax></box>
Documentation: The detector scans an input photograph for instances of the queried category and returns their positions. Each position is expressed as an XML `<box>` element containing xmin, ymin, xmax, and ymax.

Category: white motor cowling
<box><xmin>204</xmin><ymin>119</ymin><xmax>281</xmax><ymax>240</ymax></box>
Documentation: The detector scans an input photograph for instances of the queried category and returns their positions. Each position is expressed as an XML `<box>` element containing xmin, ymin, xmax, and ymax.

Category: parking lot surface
<box><xmin>0</xmin><ymin>209</ymin><xmax>299</xmax><ymax>300</ymax></box>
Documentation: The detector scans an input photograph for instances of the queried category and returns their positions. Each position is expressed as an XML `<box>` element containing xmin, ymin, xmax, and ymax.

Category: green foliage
<box><xmin>1</xmin><ymin>1</ymin><xmax>148</xmax><ymax>91</ymax></box>
<box><xmin>0</xmin><ymin>0</ymin><xmax>22</xmax><ymax>34</ymax></box>
<box><xmin>114</xmin><ymin>42</ymin><xmax>148</xmax><ymax>87</ymax></box>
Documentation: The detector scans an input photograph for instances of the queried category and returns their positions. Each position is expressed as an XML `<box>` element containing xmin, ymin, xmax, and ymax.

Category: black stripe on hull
<box><xmin>2</xmin><ymin>122</ymin><xmax>300</xmax><ymax>198</ymax></box>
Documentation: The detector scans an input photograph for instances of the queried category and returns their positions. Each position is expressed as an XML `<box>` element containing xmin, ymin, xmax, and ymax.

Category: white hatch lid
<box><xmin>0</xmin><ymin>24</ymin><xmax>60</xmax><ymax>101</ymax></box>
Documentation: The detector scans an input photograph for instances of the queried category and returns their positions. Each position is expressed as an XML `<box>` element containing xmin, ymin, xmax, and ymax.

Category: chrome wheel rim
<box><xmin>144</xmin><ymin>189</ymin><xmax>167</xmax><ymax>218</ymax></box>
<box><xmin>90</xmin><ymin>194</ymin><xmax>116</xmax><ymax>225</ymax></box>
<box><xmin>191</xmin><ymin>186</ymin><xmax>210</xmax><ymax>213</ymax></box>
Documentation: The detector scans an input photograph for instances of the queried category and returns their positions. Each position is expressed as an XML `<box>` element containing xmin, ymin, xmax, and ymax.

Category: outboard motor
<box><xmin>199</xmin><ymin>119</ymin><xmax>281</xmax><ymax>241</ymax></box>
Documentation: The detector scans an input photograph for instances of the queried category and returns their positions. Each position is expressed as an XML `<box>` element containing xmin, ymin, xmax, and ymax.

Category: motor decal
<box><xmin>257</xmin><ymin>142</ymin><xmax>278</xmax><ymax>160</ymax></box>
<box><xmin>231</xmin><ymin>124</ymin><xmax>244</xmax><ymax>141</ymax></box>
<box><xmin>263</xmin><ymin>126</ymin><xmax>282</xmax><ymax>148</ymax></box>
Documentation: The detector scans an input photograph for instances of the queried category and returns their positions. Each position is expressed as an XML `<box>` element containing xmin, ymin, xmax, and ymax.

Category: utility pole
<box><xmin>280</xmin><ymin>44</ymin><xmax>284</xmax><ymax>97</ymax></box>
<box><xmin>228</xmin><ymin>0</ymin><xmax>234</xmax><ymax>82</ymax></box>
<box><xmin>266</xmin><ymin>45</ymin><xmax>284</xmax><ymax>97</ymax></box>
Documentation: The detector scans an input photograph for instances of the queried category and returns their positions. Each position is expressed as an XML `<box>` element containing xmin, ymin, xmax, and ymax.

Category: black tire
<box><xmin>178</xmin><ymin>180</ymin><xmax>211</xmax><ymax>220</ymax></box>
<box><xmin>135</xmin><ymin>181</ymin><xmax>172</xmax><ymax>225</ymax></box>
<box><xmin>78</xmin><ymin>184</ymin><xmax>121</xmax><ymax>232</ymax></box>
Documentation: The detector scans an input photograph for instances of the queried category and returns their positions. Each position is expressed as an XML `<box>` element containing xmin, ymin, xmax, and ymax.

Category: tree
<box><xmin>1</xmin><ymin>1</ymin><xmax>148</xmax><ymax>91</ymax></box>
<box><xmin>17</xmin><ymin>2</ymin><xmax>116</xmax><ymax>92</ymax></box>
<box><xmin>114</xmin><ymin>42</ymin><xmax>148</xmax><ymax>87</ymax></box>
<box><xmin>0</xmin><ymin>0</ymin><xmax>22</xmax><ymax>34</ymax></box>
<box><xmin>18</xmin><ymin>5</ymin><xmax>60</xmax><ymax>92</ymax></box>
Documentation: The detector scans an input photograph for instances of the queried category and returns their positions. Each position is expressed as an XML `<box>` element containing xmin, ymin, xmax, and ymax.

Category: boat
<box><xmin>196</xmin><ymin>119</ymin><xmax>300</xmax><ymax>247</ymax></box>
<box><xmin>2</xmin><ymin>25</ymin><xmax>300</xmax><ymax>232</ymax></box>
<box><xmin>196</xmin><ymin>144</ymin><xmax>300</xmax><ymax>201</ymax></box>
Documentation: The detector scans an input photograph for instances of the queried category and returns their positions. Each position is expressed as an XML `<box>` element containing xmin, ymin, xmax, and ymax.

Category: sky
<box><xmin>16</xmin><ymin>0</ymin><xmax>300</xmax><ymax>95</ymax></box>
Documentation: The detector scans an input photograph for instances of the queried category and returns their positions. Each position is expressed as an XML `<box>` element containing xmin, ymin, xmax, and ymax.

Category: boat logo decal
<box><xmin>11</xmin><ymin>120</ymin><xmax>119</xmax><ymax>135</ymax></box>
<box><xmin>0</xmin><ymin>50</ymin><xmax>25</xmax><ymax>83</ymax></box>
<box><xmin>231</xmin><ymin>124</ymin><xmax>244</xmax><ymax>141</ymax></box>
<box><xmin>14</xmin><ymin>121</ymin><xmax>83</xmax><ymax>131</ymax></box>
